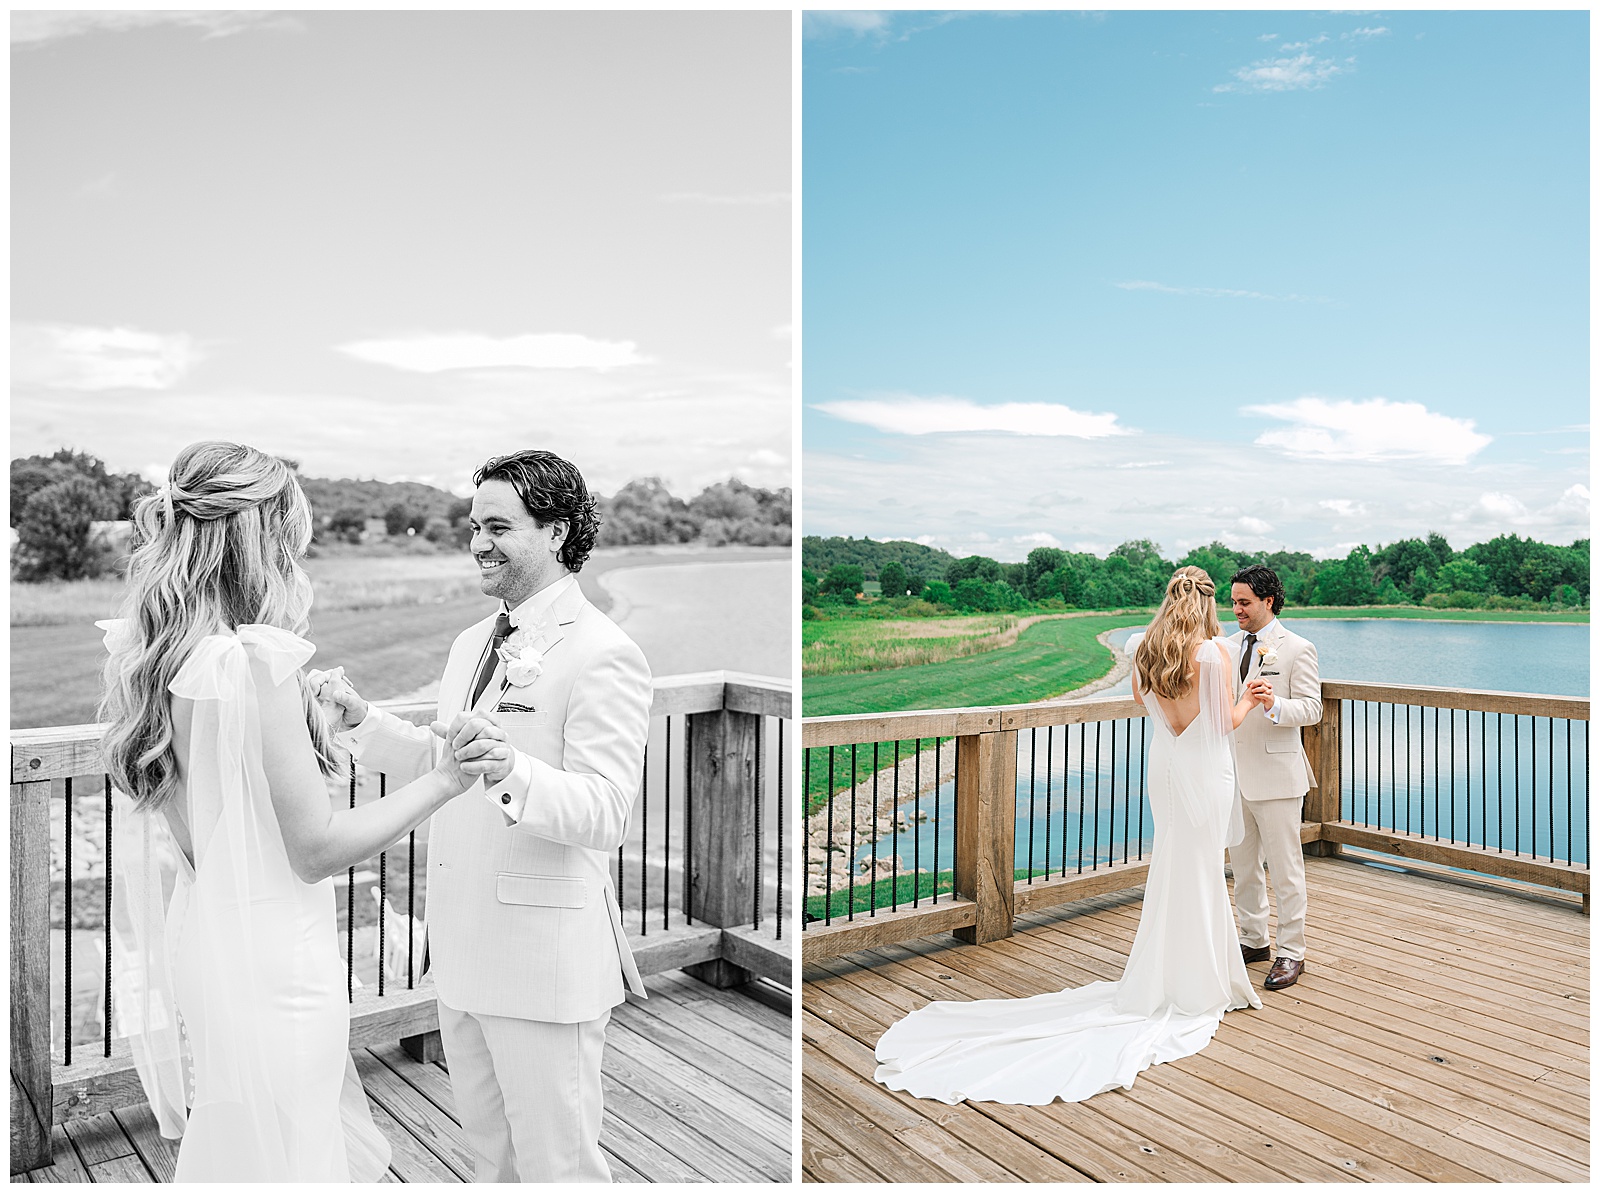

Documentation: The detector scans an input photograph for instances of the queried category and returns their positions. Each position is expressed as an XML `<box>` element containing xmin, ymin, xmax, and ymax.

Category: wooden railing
<box><xmin>800</xmin><ymin>681</ymin><xmax>1588</xmax><ymax>965</ymax></box>
<box><xmin>10</xmin><ymin>670</ymin><xmax>790</xmax><ymax>1175</ymax></box>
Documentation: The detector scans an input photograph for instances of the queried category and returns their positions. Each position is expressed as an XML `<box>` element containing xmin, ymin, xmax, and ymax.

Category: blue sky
<box><xmin>12</xmin><ymin>11</ymin><xmax>790</xmax><ymax>496</ymax></box>
<box><xmin>803</xmin><ymin>10</ymin><xmax>1589</xmax><ymax>560</ymax></box>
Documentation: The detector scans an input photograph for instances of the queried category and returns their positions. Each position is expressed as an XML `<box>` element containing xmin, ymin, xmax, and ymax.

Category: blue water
<box><xmin>853</xmin><ymin>620</ymin><xmax>1590</xmax><ymax>877</ymax></box>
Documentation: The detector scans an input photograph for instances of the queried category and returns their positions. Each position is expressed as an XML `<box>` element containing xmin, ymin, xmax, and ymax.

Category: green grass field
<box><xmin>803</xmin><ymin>611</ymin><xmax>1149</xmax><ymax>718</ymax></box>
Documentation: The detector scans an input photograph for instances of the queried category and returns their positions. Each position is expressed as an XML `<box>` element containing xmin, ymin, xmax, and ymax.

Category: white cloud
<box><xmin>1217</xmin><ymin>52</ymin><xmax>1348</xmax><ymax>92</ymax></box>
<box><xmin>338</xmin><ymin>332</ymin><xmax>650</xmax><ymax>373</ymax></box>
<box><xmin>1281</xmin><ymin>34</ymin><xmax>1330</xmax><ymax>51</ymax></box>
<box><xmin>12</xmin><ymin>10</ymin><xmax>300</xmax><ymax>47</ymax></box>
<box><xmin>1118</xmin><ymin>460</ymin><xmax>1170</xmax><ymax>469</ymax></box>
<box><xmin>801</xmin><ymin>424</ymin><xmax>1586</xmax><ymax>564</ymax></box>
<box><xmin>1257</xmin><ymin>32</ymin><xmax>1279</xmax><ymax>41</ymax></box>
<box><xmin>1319</xmin><ymin>498</ymin><xmax>1369</xmax><ymax>517</ymax></box>
<box><xmin>659</xmin><ymin>192</ymin><xmax>790</xmax><ymax>206</ymax></box>
<box><xmin>1116</xmin><ymin>279</ymin><xmax>1327</xmax><ymax>303</ymax></box>
<box><xmin>11</xmin><ymin>322</ymin><xmax>202</xmax><ymax>391</ymax></box>
<box><xmin>1237</xmin><ymin>517</ymin><xmax>1274</xmax><ymax>535</ymax></box>
<box><xmin>802</xmin><ymin>11</ymin><xmax>891</xmax><ymax>38</ymax></box>
<box><xmin>815</xmin><ymin>395</ymin><xmax>1130</xmax><ymax>439</ymax></box>
<box><xmin>1343</xmin><ymin>26</ymin><xmax>1389</xmax><ymax>40</ymax></box>
<box><xmin>1245</xmin><ymin>396</ymin><xmax>1491</xmax><ymax>465</ymax></box>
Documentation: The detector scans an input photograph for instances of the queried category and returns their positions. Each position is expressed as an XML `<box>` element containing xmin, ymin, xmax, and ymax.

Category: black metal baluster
<box><xmin>913</xmin><ymin>739</ymin><xmax>922</xmax><ymax>909</ymax></box>
<box><xmin>663</xmin><ymin>718</ymin><xmax>672</xmax><ymax>931</ymax></box>
<box><xmin>1432</xmin><ymin>706</ymin><xmax>1439</xmax><ymax>842</ymax></box>
<box><xmin>753</xmin><ymin>717</ymin><xmax>764</xmax><ymax>930</ymax></box>
<box><xmin>378</xmin><ymin>773</ymin><xmax>387</xmax><ymax>998</ymax></box>
<box><xmin>1027</xmin><ymin>728</ymin><xmax>1037</xmax><ymax>883</ymax></box>
<box><xmin>1107</xmin><ymin>719</ymin><xmax>1117</xmax><ymax>866</ymax></box>
<box><xmin>104</xmin><ymin>775</ymin><xmax>113</xmax><ymax>1057</ymax></box>
<box><xmin>684</xmin><ymin>717</ymin><xmax>694</xmax><ymax>927</ymax></box>
<box><xmin>776</xmin><ymin>720</ymin><xmax>785</xmax><ymax>939</ymax></box>
<box><xmin>1565</xmin><ymin>719</ymin><xmax>1572</xmax><ymax>866</ymax></box>
<box><xmin>1404</xmin><ymin>704</ymin><xmax>1411</xmax><ymax>836</ymax></box>
<box><xmin>64</xmin><ymin>778</ymin><xmax>73</xmax><ymax>1065</ymax></box>
<box><xmin>1546</xmin><ymin>716</ymin><xmax>1554</xmax><ymax>863</ymax></box>
<box><xmin>1449</xmin><ymin>708</ymin><xmax>1457</xmax><ymax>845</ymax></box>
<box><xmin>932</xmin><ymin>738</ymin><xmax>941</xmax><ymax>905</ymax></box>
<box><xmin>348</xmin><ymin>756</ymin><xmax>356</xmax><ymax>1002</ymax></box>
<box><xmin>407</xmin><ymin>823</ymin><xmax>416</xmax><ymax>990</ymax></box>
<box><xmin>639</xmin><ymin>742</ymin><xmax>648</xmax><ymax>936</ymax></box>
<box><xmin>802</xmin><ymin>745</ymin><xmax>812</xmax><ymax>930</ymax></box>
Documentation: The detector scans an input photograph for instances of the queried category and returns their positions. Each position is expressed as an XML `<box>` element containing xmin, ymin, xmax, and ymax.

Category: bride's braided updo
<box><xmin>101</xmin><ymin>441</ymin><xmax>338</xmax><ymax>811</ymax></box>
<box><xmin>1133</xmin><ymin>565</ymin><xmax>1224</xmax><ymax>700</ymax></box>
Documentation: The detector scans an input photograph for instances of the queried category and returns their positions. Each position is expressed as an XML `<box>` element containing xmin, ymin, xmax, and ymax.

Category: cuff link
<box><xmin>501</xmin><ymin>793</ymin><xmax>511</xmax><ymax>805</ymax></box>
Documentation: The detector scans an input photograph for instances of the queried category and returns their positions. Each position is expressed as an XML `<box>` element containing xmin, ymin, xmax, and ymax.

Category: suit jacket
<box><xmin>342</xmin><ymin>578</ymin><xmax>651</xmax><ymax>1023</ymax></box>
<box><xmin>1230</xmin><ymin>620</ymin><xmax>1322</xmax><ymax>802</ymax></box>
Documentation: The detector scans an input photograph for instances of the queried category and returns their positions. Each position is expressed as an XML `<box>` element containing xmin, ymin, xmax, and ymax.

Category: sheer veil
<box><xmin>103</xmin><ymin>620</ymin><xmax>389</xmax><ymax>1180</ymax></box>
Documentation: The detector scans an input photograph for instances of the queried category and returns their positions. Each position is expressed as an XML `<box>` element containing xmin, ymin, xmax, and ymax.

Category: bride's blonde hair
<box><xmin>99</xmin><ymin>441</ymin><xmax>338</xmax><ymax>811</ymax></box>
<box><xmin>1133</xmin><ymin>566</ymin><xmax>1223</xmax><ymax>700</ymax></box>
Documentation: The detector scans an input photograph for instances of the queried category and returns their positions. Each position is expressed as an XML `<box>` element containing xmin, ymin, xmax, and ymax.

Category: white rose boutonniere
<box><xmin>1258</xmin><ymin>644</ymin><xmax>1278</xmax><ymax>667</ymax></box>
<box><xmin>498</xmin><ymin>627</ymin><xmax>548</xmax><ymax>689</ymax></box>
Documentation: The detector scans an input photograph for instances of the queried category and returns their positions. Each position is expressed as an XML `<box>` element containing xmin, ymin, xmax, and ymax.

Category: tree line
<box><xmin>11</xmin><ymin>449</ymin><xmax>790</xmax><ymax>581</ymax></box>
<box><xmin>803</xmin><ymin>533</ymin><xmax>1589</xmax><ymax>617</ymax></box>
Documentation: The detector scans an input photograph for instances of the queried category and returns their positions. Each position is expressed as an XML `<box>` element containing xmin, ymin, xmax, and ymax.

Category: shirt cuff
<box><xmin>1264</xmin><ymin>701</ymin><xmax>1283</xmax><ymax>724</ymax></box>
<box><xmin>485</xmin><ymin>749</ymin><xmax>533</xmax><ymax>825</ymax></box>
<box><xmin>334</xmin><ymin>703</ymin><xmax>384</xmax><ymax>752</ymax></box>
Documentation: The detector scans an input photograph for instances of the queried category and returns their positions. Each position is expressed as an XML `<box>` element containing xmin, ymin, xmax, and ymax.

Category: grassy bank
<box><xmin>805</xmin><ymin>613</ymin><xmax>1033</xmax><ymax>676</ymax></box>
<box><xmin>803</xmin><ymin>611</ymin><xmax>1148</xmax><ymax>718</ymax></box>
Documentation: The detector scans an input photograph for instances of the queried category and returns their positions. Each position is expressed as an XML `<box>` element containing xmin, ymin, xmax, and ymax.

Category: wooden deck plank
<box><xmin>803</xmin><ymin>1004</ymin><xmax>1091</xmax><ymax>1182</ymax></box>
<box><xmin>22</xmin><ymin>971</ymin><xmax>792</xmax><ymax>1184</ymax></box>
<box><xmin>801</xmin><ymin>855</ymin><xmax>1589</xmax><ymax>1184</ymax></box>
<box><xmin>111</xmin><ymin>1104</ymin><xmax>178</xmax><ymax>1184</ymax></box>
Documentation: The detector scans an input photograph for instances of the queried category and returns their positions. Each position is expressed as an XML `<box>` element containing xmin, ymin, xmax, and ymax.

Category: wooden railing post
<box><xmin>1302</xmin><ymin>694</ymin><xmax>1342</xmax><ymax>859</ymax></box>
<box><xmin>11</xmin><ymin>774</ymin><xmax>53</xmax><ymax>1174</ymax></box>
<box><xmin>953</xmin><ymin>731</ymin><xmax>1017</xmax><ymax>945</ymax></box>
<box><xmin>684</xmin><ymin>703</ymin><xmax>760</xmax><ymax>987</ymax></box>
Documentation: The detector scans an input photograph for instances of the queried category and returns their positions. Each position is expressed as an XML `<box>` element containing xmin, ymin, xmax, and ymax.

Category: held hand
<box><xmin>428</xmin><ymin>715</ymin><xmax>478</xmax><ymax>796</ymax></box>
<box><xmin>449</xmin><ymin>711</ymin><xmax>515</xmax><ymax>787</ymax></box>
<box><xmin>1247</xmin><ymin>679</ymin><xmax>1275</xmax><ymax>711</ymax></box>
<box><xmin>308</xmin><ymin>666</ymin><xmax>369</xmax><ymax>732</ymax></box>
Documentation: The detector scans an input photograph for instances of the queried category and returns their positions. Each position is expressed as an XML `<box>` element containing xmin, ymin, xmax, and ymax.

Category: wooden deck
<box><xmin>17</xmin><ymin>970</ymin><xmax>793</xmax><ymax>1183</ymax></box>
<box><xmin>802</xmin><ymin>854</ymin><xmax>1588</xmax><ymax>1182</ymax></box>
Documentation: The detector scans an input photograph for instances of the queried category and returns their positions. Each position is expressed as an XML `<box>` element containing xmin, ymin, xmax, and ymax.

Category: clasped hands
<box><xmin>309</xmin><ymin>666</ymin><xmax>515</xmax><ymax>793</ymax></box>
<box><xmin>1245</xmin><ymin>678</ymin><xmax>1275</xmax><ymax>711</ymax></box>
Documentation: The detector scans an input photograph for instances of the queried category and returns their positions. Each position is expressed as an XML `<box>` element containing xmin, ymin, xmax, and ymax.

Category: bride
<box><xmin>98</xmin><ymin>441</ymin><xmax>481</xmax><ymax>1181</ymax></box>
<box><xmin>874</xmin><ymin>565</ymin><xmax>1262</xmax><ymax>1105</ymax></box>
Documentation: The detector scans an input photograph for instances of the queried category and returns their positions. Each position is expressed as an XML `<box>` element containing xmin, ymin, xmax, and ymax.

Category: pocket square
<box><xmin>497</xmin><ymin>701</ymin><xmax>537</xmax><ymax>714</ymax></box>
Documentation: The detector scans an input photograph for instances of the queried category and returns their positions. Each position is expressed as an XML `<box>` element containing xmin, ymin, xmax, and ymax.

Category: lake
<box><xmin>852</xmin><ymin>619</ymin><xmax>1590</xmax><ymax>880</ymax></box>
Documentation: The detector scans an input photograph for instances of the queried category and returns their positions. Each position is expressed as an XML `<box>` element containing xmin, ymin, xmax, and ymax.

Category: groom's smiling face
<box><xmin>468</xmin><ymin>479</ymin><xmax>566</xmax><ymax>609</ymax></box>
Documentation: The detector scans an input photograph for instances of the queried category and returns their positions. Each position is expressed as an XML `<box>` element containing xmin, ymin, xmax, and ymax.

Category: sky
<box><xmin>12</xmin><ymin>10</ymin><xmax>791</xmax><ymax>497</ymax></box>
<box><xmin>802</xmin><ymin>10</ymin><xmax>1590</xmax><ymax>561</ymax></box>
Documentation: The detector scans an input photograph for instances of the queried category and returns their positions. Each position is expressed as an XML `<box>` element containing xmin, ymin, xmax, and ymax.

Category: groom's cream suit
<box><xmin>1230</xmin><ymin>618</ymin><xmax>1321</xmax><ymax>962</ymax></box>
<box><xmin>339</xmin><ymin>573</ymin><xmax>651</xmax><ymax>1182</ymax></box>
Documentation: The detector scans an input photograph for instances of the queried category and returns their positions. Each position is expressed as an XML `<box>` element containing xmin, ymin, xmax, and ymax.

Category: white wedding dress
<box><xmin>874</xmin><ymin>636</ymin><xmax>1260</xmax><ymax>1105</ymax></box>
<box><xmin>103</xmin><ymin>621</ymin><xmax>390</xmax><ymax>1181</ymax></box>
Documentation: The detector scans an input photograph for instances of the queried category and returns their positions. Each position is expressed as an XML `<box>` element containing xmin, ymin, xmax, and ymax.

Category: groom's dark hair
<box><xmin>474</xmin><ymin>450</ymin><xmax>601</xmax><ymax>572</ymax></box>
<box><xmin>1231</xmin><ymin>564</ymin><xmax>1285</xmax><ymax>615</ymax></box>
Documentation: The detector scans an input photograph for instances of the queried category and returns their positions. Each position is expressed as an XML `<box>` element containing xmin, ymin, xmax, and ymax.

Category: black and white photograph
<box><xmin>11</xmin><ymin>10</ymin><xmax>792</xmax><ymax>1183</ymax></box>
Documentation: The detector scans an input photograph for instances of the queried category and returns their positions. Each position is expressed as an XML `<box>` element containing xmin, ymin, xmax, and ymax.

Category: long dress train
<box><xmin>873</xmin><ymin>636</ymin><xmax>1260</xmax><ymax>1105</ymax></box>
<box><xmin>104</xmin><ymin>620</ymin><xmax>391</xmax><ymax>1181</ymax></box>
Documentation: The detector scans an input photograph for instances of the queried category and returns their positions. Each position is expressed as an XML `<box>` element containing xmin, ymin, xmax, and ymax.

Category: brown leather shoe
<box><xmin>1264</xmin><ymin>957</ymin><xmax>1304</xmax><ymax>990</ymax></box>
<box><xmin>1240</xmin><ymin>944</ymin><xmax>1271</xmax><ymax>964</ymax></box>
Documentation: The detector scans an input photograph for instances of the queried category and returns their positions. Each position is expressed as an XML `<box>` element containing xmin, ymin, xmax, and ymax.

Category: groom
<box><xmin>1229</xmin><ymin>564</ymin><xmax>1321</xmax><ymax>992</ymax></box>
<box><xmin>317</xmin><ymin>449</ymin><xmax>652</xmax><ymax>1182</ymax></box>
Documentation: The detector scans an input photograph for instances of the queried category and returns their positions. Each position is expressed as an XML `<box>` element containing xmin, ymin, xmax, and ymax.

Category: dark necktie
<box><xmin>468</xmin><ymin>612</ymin><xmax>514</xmax><ymax>708</ymax></box>
<box><xmin>1240</xmin><ymin>632</ymin><xmax>1257</xmax><ymax>683</ymax></box>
